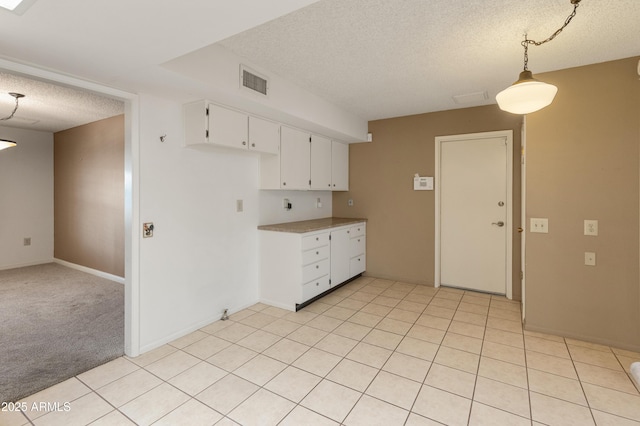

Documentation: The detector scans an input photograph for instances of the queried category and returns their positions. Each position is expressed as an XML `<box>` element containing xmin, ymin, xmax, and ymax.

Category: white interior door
<box><xmin>436</xmin><ymin>131</ymin><xmax>513</xmax><ymax>296</ymax></box>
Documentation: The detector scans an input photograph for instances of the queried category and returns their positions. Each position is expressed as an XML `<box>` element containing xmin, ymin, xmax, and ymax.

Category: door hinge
<box><xmin>329</xmin><ymin>234</ymin><xmax>332</xmax><ymax>241</ymax></box>
<box><xmin>309</xmin><ymin>179</ymin><xmax>311</xmax><ymax>186</ymax></box>
<box><xmin>520</xmin><ymin>271</ymin><xmax>524</xmax><ymax>280</ymax></box>
<box><xmin>205</xmin><ymin>130</ymin><xmax>209</xmax><ymax>138</ymax></box>
<box><xmin>329</xmin><ymin>279</ymin><xmax>332</xmax><ymax>285</ymax></box>
<box><xmin>309</xmin><ymin>136</ymin><xmax>312</xmax><ymax>143</ymax></box>
<box><xmin>205</xmin><ymin>107</ymin><xmax>209</xmax><ymax>116</ymax></box>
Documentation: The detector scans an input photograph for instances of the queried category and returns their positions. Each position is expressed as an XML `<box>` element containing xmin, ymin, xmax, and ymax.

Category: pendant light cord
<box><xmin>522</xmin><ymin>0</ymin><xmax>581</xmax><ymax>71</ymax></box>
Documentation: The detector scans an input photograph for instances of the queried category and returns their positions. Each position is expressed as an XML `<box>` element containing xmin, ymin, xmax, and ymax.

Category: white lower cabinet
<box><xmin>349</xmin><ymin>223</ymin><xmax>366</xmax><ymax>276</ymax></box>
<box><xmin>259</xmin><ymin>221</ymin><xmax>366</xmax><ymax>311</ymax></box>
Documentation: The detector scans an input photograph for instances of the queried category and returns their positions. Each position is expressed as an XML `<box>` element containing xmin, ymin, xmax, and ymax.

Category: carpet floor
<box><xmin>0</xmin><ymin>263</ymin><xmax>124</xmax><ymax>403</ymax></box>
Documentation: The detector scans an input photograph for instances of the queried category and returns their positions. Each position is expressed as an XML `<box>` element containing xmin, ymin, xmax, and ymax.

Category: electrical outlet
<box><xmin>236</xmin><ymin>199</ymin><xmax>243</xmax><ymax>213</ymax></box>
<box><xmin>23</xmin><ymin>237</ymin><xmax>31</xmax><ymax>246</ymax></box>
<box><xmin>316</xmin><ymin>197</ymin><xmax>322</xmax><ymax>208</ymax></box>
<box><xmin>584</xmin><ymin>219</ymin><xmax>598</xmax><ymax>236</ymax></box>
<box><xmin>348</xmin><ymin>199</ymin><xmax>354</xmax><ymax>207</ymax></box>
<box><xmin>584</xmin><ymin>252</ymin><xmax>596</xmax><ymax>266</ymax></box>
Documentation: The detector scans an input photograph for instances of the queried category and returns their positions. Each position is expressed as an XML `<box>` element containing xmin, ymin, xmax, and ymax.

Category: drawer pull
<box><xmin>316</xmin><ymin>237</ymin><xmax>319</xmax><ymax>241</ymax></box>
<box><xmin>316</xmin><ymin>282</ymin><xmax>319</xmax><ymax>286</ymax></box>
<box><xmin>358</xmin><ymin>239</ymin><xmax>361</xmax><ymax>242</ymax></box>
<box><xmin>316</xmin><ymin>265</ymin><xmax>319</xmax><ymax>269</ymax></box>
<box><xmin>316</xmin><ymin>251</ymin><xmax>319</xmax><ymax>255</ymax></box>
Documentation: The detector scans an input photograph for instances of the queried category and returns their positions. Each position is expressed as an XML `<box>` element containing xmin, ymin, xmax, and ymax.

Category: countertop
<box><xmin>257</xmin><ymin>217</ymin><xmax>367</xmax><ymax>233</ymax></box>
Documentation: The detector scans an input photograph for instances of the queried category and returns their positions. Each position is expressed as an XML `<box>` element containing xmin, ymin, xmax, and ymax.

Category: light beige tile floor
<box><xmin>3</xmin><ymin>276</ymin><xmax>640</xmax><ymax>426</ymax></box>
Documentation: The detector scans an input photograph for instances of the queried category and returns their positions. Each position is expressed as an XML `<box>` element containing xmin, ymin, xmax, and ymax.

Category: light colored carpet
<box><xmin>0</xmin><ymin>263</ymin><xmax>124</xmax><ymax>403</ymax></box>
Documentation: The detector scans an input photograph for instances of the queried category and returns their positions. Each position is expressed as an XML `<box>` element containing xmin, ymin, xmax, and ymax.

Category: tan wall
<box><xmin>333</xmin><ymin>106</ymin><xmax>523</xmax><ymax>299</ymax></box>
<box><xmin>54</xmin><ymin>115</ymin><xmax>125</xmax><ymax>277</ymax></box>
<box><xmin>525</xmin><ymin>57</ymin><xmax>640</xmax><ymax>351</ymax></box>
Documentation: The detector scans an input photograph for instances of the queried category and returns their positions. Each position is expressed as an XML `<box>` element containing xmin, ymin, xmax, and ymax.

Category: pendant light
<box><xmin>0</xmin><ymin>92</ymin><xmax>25</xmax><ymax>150</ymax></box>
<box><xmin>496</xmin><ymin>0</ymin><xmax>581</xmax><ymax>114</ymax></box>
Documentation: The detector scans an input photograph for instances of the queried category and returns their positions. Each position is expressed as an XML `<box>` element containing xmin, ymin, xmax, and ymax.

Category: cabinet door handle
<box><xmin>316</xmin><ymin>251</ymin><xmax>319</xmax><ymax>255</ymax></box>
<box><xmin>283</xmin><ymin>182</ymin><xmax>286</xmax><ymax>186</ymax></box>
<box><xmin>316</xmin><ymin>282</ymin><xmax>319</xmax><ymax>286</ymax></box>
<box><xmin>251</xmin><ymin>143</ymin><xmax>255</xmax><ymax>147</ymax></box>
<box><xmin>316</xmin><ymin>265</ymin><xmax>319</xmax><ymax>269</ymax></box>
<box><xmin>358</xmin><ymin>239</ymin><xmax>361</xmax><ymax>242</ymax></box>
<box><xmin>242</xmin><ymin>141</ymin><xmax>247</xmax><ymax>145</ymax></box>
<box><xmin>316</xmin><ymin>237</ymin><xmax>319</xmax><ymax>241</ymax></box>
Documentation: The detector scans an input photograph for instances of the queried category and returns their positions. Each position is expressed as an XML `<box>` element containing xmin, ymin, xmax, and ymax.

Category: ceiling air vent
<box><xmin>240</xmin><ymin>65</ymin><xmax>268</xmax><ymax>96</ymax></box>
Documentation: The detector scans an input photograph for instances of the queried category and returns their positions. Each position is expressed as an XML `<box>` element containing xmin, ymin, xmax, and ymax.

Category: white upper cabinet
<box><xmin>310</xmin><ymin>135</ymin><xmax>332</xmax><ymax>190</ymax></box>
<box><xmin>185</xmin><ymin>100</ymin><xmax>351</xmax><ymax>192</ymax></box>
<box><xmin>280</xmin><ymin>126</ymin><xmax>311</xmax><ymax>190</ymax></box>
<box><xmin>209</xmin><ymin>104</ymin><xmax>248</xmax><ymax>149</ymax></box>
<box><xmin>248</xmin><ymin>116</ymin><xmax>280</xmax><ymax>155</ymax></box>
<box><xmin>184</xmin><ymin>101</ymin><xmax>279</xmax><ymax>154</ymax></box>
<box><xmin>332</xmin><ymin>141</ymin><xmax>349</xmax><ymax>191</ymax></box>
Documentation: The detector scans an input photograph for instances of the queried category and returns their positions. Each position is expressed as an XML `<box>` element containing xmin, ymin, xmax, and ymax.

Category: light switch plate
<box><xmin>584</xmin><ymin>219</ymin><xmax>598</xmax><ymax>236</ymax></box>
<box><xmin>530</xmin><ymin>218</ymin><xmax>549</xmax><ymax>233</ymax></box>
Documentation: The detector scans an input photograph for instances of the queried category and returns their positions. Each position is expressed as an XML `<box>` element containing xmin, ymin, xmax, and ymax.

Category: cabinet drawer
<box><xmin>350</xmin><ymin>223</ymin><xmax>365</xmax><ymax>237</ymax></box>
<box><xmin>302</xmin><ymin>245</ymin><xmax>330</xmax><ymax>266</ymax></box>
<box><xmin>302</xmin><ymin>232</ymin><xmax>329</xmax><ymax>251</ymax></box>
<box><xmin>350</xmin><ymin>235</ymin><xmax>366</xmax><ymax>257</ymax></box>
<box><xmin>350</xmin><ymin>254</ymin><xmax>366</xmax><ymax>276</ymax></box>
<box><xmin>302</xmin><ymin>258</ymin><xmax>330</xmax><ymax>283</ymax></box>
<box><xmin>302</xmin><ymin>274</ymin><xmax>331</xmax><ymax>302</ymax></box>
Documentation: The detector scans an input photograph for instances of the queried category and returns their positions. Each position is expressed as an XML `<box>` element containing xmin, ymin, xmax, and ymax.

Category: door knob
<box><xmin>492</xmin><ymin>221</ymin><xmax>505</xmax><ymax>227</ymax></box>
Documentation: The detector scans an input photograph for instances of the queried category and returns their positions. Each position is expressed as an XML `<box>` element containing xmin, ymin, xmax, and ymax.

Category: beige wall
<box><xmin>525</xmin><ymin>57</ymin><xmax>640</xmax><ymax>351</ymax></box>
<box><xmin>333</xmin><ymin>106</ymin><xmax>523</xmax><ymax>299</ymax></box>
<box><xmin>54</xmin><ymin>115</ymin><xmax>125</xmax><ymax>277</ymax></box>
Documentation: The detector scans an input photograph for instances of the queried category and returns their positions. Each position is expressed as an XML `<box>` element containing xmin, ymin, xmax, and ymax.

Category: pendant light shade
<box><xmin>496</xmin><ymin>70</ymin><xmax>558</xmax><ymax>114</ymax></box>
<box><xmin>0</xmin><ymin>139</ymin><xmax>17</xmax><ymax>150</ymax></box>
<box><xmin>496</xmin><ymin>0</ymin><xmax>580</xmax><ymax>115</ymax></box>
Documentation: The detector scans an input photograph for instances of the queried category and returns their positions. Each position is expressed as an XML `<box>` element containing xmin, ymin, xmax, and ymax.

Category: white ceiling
<box><xmin>217</xmin><ymin>0</ymin><xmax>640</xmax><ymax>120</ymax></box>
<box><xmin>0</xmin><ymin>72</ymin><xmax>124</xmax><ymax>132</ymax></box>
<box><xmin>0</xmin><ymin>0</ymin><xmax>638</xmax><ymax>130</ymax></box>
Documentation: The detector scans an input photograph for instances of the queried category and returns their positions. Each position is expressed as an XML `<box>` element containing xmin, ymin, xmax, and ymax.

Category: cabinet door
<box><xmin>332</xmin><ymin>141</ymin><xmax>349</xmax><ymax>191</ymax></box>
<box><xmin>184</xmin><ymin>100</ymin><xmax>208</xmax><ymax>146</ymax></box>
<box><xmin>330</xmin><ymin>227</ymin><xmax>351</xmax><ymax>286</ymax></box>
<box><xmin>280</xmin><ymin>126</ymin><xmax>310</xmax><ymax>190</ymax></box>
<box><xmin>249</xmin><ymin>116</ymin><xmax>279</xmax><ymax>155</ymax></box>
<box><xmin>310</xmin><ymin>135</ymin><xmax>332</xmax><ymax>190</ymax></box>
<box><xmin>209</xmin><ymin>104</ymin><xmax>248</xmax><ymax>149</ymax></box>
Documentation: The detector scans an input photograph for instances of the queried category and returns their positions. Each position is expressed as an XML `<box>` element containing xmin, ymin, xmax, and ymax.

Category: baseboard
<box><xmin>0</xmin><ymin>258</ymin><xmax>54</xmax><ymax>271</ymax></box>
<box><xmin>53</xmin><ymin>258</ymin><xmax>125</xmax><ymax>285</ymax></box>
<box><xmin>524</xmin><ymin>322</ymin><xmax>640</xmax><ymax>353</ymax></box>
<box><xmin>137</xmin><ymin>299</ymin><xmax>261</xmax><ymax>355</ymax></box>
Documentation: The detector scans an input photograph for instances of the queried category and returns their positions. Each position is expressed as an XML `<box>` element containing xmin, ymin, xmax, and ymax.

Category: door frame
<box><xmin>0</xmin><ymin>58</ymin><xmax>142</xmax><ymax>356</ymax></box>
<box><xmin>434</xmin><ymin>130</ymin><xmax>513</xmax><ymax>299</ymax></box>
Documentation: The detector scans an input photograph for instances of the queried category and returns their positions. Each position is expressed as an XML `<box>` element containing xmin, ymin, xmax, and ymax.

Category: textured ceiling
<box><xmin>218</xmin><ymin>0</ymin><xmax>640</xmax><ymax>120</ymax></box>
<box><xmin>0</xmin><ymin>0</ymin><xmax>638</xmax><ymax>132</ymax></box>
<box><xmin>0</xmin><ymin>72</ymin><xmax>124</xmax><ymax>133</ymax></box>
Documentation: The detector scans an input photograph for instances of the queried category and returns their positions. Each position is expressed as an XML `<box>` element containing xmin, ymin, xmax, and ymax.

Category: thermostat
<box><xmin>413</xmin><ymin>174</ymin><xmax>433</xmax><ymax>191</ymax></box>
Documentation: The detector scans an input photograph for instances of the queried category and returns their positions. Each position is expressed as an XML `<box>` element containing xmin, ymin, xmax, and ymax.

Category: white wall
<box><xmin>138</xmin><ymin>94</ymin><xmax>261</xmax><ymax>351</ymax></box>
<box><xmin>259</xmin><ymin>190</ymin><xmax>332</xmax><ymax>225</ymax></box>
<box><xmin>0</xmin><ymin>127</ymin><xmax>53</xmax><ymax>269</ymax></box>
<box><xmin>163</xmin><ymin>44</ymin><xmax>368</xmax><ymax>143</ymax></box>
